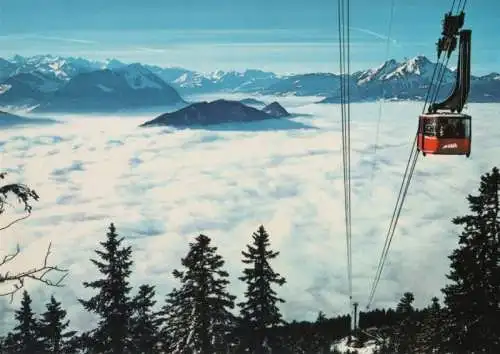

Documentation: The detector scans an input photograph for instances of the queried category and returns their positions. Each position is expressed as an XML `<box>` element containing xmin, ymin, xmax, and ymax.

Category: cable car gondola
<box><xmin>417</xmin><ymin>12</ymin><xmax>472</xmax><ymax>158</ymax></box>
<box><xmin>418</xmin><ymin>112</ymin><xmax>471</xmax><ymax>157</ymax></box>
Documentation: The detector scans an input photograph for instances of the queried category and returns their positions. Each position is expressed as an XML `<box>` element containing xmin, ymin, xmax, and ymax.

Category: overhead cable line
<box><xmin>365</xmin><ymin>0</ymin><xmax>469</xmax><ymax>309</ymax></box>
<box><xmin>337</xmin><ymin>0</ymin><xmax>354</xmax><ymax>325</ymax></box>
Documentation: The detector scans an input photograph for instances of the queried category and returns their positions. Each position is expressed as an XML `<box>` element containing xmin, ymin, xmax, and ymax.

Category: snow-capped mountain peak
<box><xmin>104</xmin><ymin>58</ymin><xmax>127</xmax><ymax>70</ymax></box>
<box><xmin>47</xmin><ymin>59</ymin><xmax>70</xmax><ymax>79</ymax></box>
<box><xmin>117</xmin><ymin>63</ymin><xmax>163</xmax><ymax>90</ymax></box>
<box><xmin>6</xmin><ymin>54</ymin><xmax>104</xmax><ymax>81</ymax></box>
<box><xmin>353</xmin><ymin>55</ymin><xmax>448</xmax><ymax>86</ymax></box>
<box><xmin>392</xmin><ymin>55</ymin><xmax>432</xmax><ymax>75</ymax></box>
<box><xmin>209</xmin><ymin>70</ymin><xmax>227</xmax><ymax>81</ymax></box>
<box><xmin>355</xmin><ymin>59</ymin><xmax>399</xmax><ymax>84</ymax></box>
<box><xmin>174</xmin><ymin>72</ymin><xmax>190</xmax><ymax>84</ymax></box>
<box><xmin>172</xmin><ymin>71</ymin><xmax>207</xmax><ymax>88</ymax></box>
<box><xmin>380</xmin><ymin>55</ymin><xmax>454</xmax><ymax>84</ymax></box>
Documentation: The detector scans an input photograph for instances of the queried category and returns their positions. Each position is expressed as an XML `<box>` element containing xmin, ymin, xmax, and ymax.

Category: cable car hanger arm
<box><xmin>429</xmin><ymin>27</ymin><xmax>471</xmax><ymax>114</ymax></box>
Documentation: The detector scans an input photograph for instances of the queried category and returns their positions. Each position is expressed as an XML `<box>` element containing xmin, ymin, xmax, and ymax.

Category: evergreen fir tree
<box><xmin>388</xmin><ymin>292</ymin><xmax>417</xmax><ymax>353</ymax></box>
<box><xmin>38</xmin><ymin>295</ymin><xmax>76</xmax><ymax>353</ymax></box>
<box><xmin>415</xmin><ymin>297</ymin><xmax>445</xmax><ymax>353</ymax></box>
<box><xmin>395</xmin><ymin>292</ymin><xmax>414</xmax><ymax>315</ymax></box>
<box><xmin>238</xmin><ymin>225</ymin><xmax>286</xmax><ymax>353</ymax></box>
<box><xmin>3</xmin><ymin>290</ymin><xmax>43</xmax><ymax>353</ymax></box>
<box><xmin>130</xmin><ymin>284</ymin><xmax>160</xmax><ymax>353</ymax></box>
<box><xmin>78</xmin><ymin>222</ymin><xmax>134</xmax><ymax>353</ymax></box>
<box><xmin>441</xmin><ymin>166</ymin><xmax>500</xmax><ymax>352</ymax></box>
<box><xmin>66</xmin><ymin>331</ymin><xmax>94</xmax><ymax>354</ymax></box>
<box><xmin>160</xmin><ymin>234</ymin><xmax>236</xmax><ymax>354</ymax></box>
<box><xmin>314</xmin><ymin>311</ymin><xmax>331</xmax><ymax>354</ymax></box>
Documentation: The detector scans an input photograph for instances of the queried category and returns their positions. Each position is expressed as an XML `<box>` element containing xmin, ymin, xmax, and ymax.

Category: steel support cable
<box><xmin>365</xmin><ymin>0</ymin><xmax>466</xmax><ymax>309</ymax></box>
<box><xmin>346</xmin><ymin>0</ymin><xmax>353</xmax><ymax>307</ymax></box>
<box><xmin>366</xmin><ymin>135</ymin><xmax>419</xmax><ymax>308</ymax></box>
<box><xmin>429</xmin><ymin>55</ymin><xmax>453</xmax><ymax>109</ymax></box>
<box><xmin>429</xmin><ymin>0</ymin><xmax>468</xmax><ymax>107</ymax></box>
<box><xmin>367</xmin><ymin>12</ymin><xmax>444</xmax><ymax>299</ymax></box>
<box><xmin>366</xmin><ymin>58</ymin><xmax>440</xmax><ymax>308</ymax></box>
<box><xmin>424</xmin><ymin>54</ymin><xmax>448</xmax><ymax>113</ymax></box>
<box><xmin>369</xmin><ymin>145</ymin><xmax>420</xmax><ymax>304</ymax></box>
<box><xmin>370</xmin><ymin>53</ymin><xmax>454</xmax><ymax>300</ymax></box>
<box><xmin>337</xmin><ymin>0</ymin><xmax>347</xmax><ymax>292</ymax></box>
<box><xmin>451</xmin><ymin>0</ymin><xmax>457</xmax><ymax>12</ymax></box>
<box><xmin>340</xmin><ymin>1</ymin><xmax>350</xmax><ymax>302</ymax></box>
<box><xmin>366</xmin><ymin>56</ymin><xmax>443</xmax><ymax>307</ymax></box>
<box><xmin>337</xmin><ymin>0</ymin><xmax>348</xmax><ymax>295</ymax></box>
<box><xmin>337</xmin><ymin>0</ymin><xmax>354</xmax><ymax>316</ymax></box>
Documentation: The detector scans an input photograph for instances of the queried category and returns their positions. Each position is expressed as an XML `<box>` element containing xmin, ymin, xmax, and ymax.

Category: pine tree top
<box><xmin>239</xmin><ymin>225</ymin><xmax>286</xmax><ymax>331</ymax></box>
<box><xmin>441</xmin><ymin>166</ymin><xmax>500</xmax><ymax>352</ymax></box>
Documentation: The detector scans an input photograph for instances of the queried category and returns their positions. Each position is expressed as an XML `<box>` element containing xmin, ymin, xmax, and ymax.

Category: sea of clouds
<box><xmin>0</xmin><ymin>94</ymin><xmax>498</xmax><ymax>332</ymax></box>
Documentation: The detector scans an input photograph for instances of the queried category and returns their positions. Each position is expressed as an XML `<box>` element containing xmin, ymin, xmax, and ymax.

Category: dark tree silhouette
<box><xmin>3</xmin><ymin>290</ymin><xmax>43</xmax><ymax>352</ymax></box>
<box><xmin>415</xmin><ymin>297</ymin><xmax>445</xmax><ymax>353</ymax></box>
<box><xmin>388</xmin><ymin>292</ymin><xmax>417</xmax><ymax>353</ymax></box>
<box><xmin>0</xmin><ymin>172</ymin><xmax>67</xmax><ymax>301</ymax></box>
<box><xmin>160</xmin><ymin>234</ymin><xmax>236</xmax><ymax>354</ymax></box>
<box><xmin>238</xmin><ymin>225</ymin><xmax>286</xmax><ymax>353</ymax></box>
<box><xmin>442</xmin><ymin>166</ymin><xmax>500</xmax><ymax>352</ymax></box>
<box><xmin>78</xmin><ymin>223</ymin><xmax>134</xmax><ymax>353</ymax></box>
<box><xmin>313</xmin><ymin>311</ymin><xmax>333</xmax><ymax>354</ymax></box>
<box><xmin>38</xmin><ymin>295</ymin><xmax>76</xmax><ymax>353</ymax></box>
<box><xmin>130</xmin><ymin>284</ymin><xmax>160</xmax><ymax>353</ymax></box>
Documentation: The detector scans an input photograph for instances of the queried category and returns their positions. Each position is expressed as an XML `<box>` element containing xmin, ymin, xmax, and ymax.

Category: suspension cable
<box><xmin>337</xmin><ymin>0</ymin><xmax>353</xmax><ymax>319</ymax></box>
<box><xmin>346</xmin><ymin>0</ymin><xmax>353</xmax><ymax>310</ymax></box>
<box><xmin>365</xmin><ymin>0</ymin><xmax>468</xmax><ymax>309</ymax></box>
<box><xmin>427</xmin><ymin>0</ymin><xmax>468</xmax><ymax>111</ymax></box>
<box><xmin>429</xmin><ymin>55</ymin><xmax>453</xmax><ymax>110</ymax></box>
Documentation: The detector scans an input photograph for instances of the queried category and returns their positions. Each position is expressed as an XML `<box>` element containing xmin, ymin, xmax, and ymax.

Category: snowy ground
<box><xmin>332</xmin><ymin>337</ymin><xmax>379</xmax><ymax>354</ymax></box>
<box><xmin>0</xmin><ymin>94</ymin><xmax>498</xmax><ymax>332</ymax></box>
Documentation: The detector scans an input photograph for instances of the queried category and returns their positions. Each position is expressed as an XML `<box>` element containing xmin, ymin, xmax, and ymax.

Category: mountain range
<box><xmin>0</xmin><ymin>54</ymin><xmax>499</xmax><ymax>113</ymax></box>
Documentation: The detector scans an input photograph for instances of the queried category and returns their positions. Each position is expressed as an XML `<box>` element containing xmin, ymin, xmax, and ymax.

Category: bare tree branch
<box><xmin>0</xmin><ymin>213</ymin><xmax>31</xmax><ymax>232</ymax></box>
<box><xmin>0</xmin><ymin>242</ymin><xmax>69</xmax><ymax>303</ymax></box>
<box><xmin>0</xmin><ymin>172</ymin><xmax>69</xmax><ymax>302</ymax></box>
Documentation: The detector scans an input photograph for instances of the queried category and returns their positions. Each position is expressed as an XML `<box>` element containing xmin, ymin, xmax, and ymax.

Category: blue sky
<box><xmin>0</xmin><ymin>0</ymin><xmax>498</xmax><ymax>74</ymax></box>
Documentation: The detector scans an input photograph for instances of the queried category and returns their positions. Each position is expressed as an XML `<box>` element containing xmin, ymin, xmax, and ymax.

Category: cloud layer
<box><xmin>0</xmin><ymin>97</ymin><xmax>498</xmax><ymax>332</ymax></box>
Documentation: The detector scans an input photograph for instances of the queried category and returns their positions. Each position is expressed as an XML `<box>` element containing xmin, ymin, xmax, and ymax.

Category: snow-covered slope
<box><xmin>332</xmin><ymin>337</ymin><xmax>380</xmax><ymax>354</ymax></box>
<box><xmin>120</xmin><ymin>63</ymin><xmax>164</xmax><ymax>90</ymax></box>
<box><xmin>167</xmin><ymin>68</ymin><xmax>280</xmax><ymax>94</ymax></box>
<box><xmin>261</xmin><ymin>72</ymin><xmax>342</xmax><ymax>96</ymax></box>
<box><xmin>0</xmin><ymin>72</ymin><xmax>61</xmax><ymax>107</ymax></box>
<box><xmin>33</xmin><ymin>64</ymin><xmax>185</xmax><ymax>113</ymax></box>
<box><xmin>9</xmin><ymin>54</ymin><xmax>103</xmax><ymax>81</ymax></box>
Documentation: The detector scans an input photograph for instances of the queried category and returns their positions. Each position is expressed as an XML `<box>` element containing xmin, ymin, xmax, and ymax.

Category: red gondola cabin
<box><xmin>417</xmin><ymin>113</ymin><xmax>471</xmax><ymax>157</ymax></box>
<box><xmin>417</xmin><ymin>18</ymin><xmax>472</xmax><ymax>158</ymax></box>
